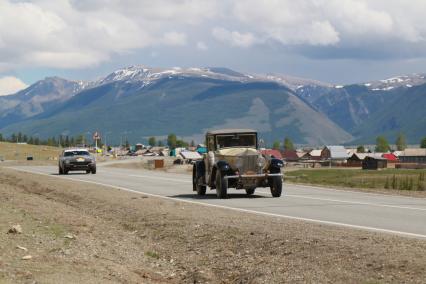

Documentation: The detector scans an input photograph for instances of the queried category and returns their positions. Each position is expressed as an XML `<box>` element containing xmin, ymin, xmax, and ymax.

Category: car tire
<box><xmin>59</xmin><ymin>166</ymin><xmax>63</xmax><ymax>175</ymax></box>
<box><xmin>245</xmin><ymin>187</ymin><xmax>256</xmax><ymax>195</ymax></box>
<box><xmin>269</xmin><ymin>176</ymin><xmax>282</xmax><ymax>197</ymax></box>
<box><xmin>193</xmin><ymin>167</ymin><xmax>206</xmax><ymax>196</ymax></box>
<box><xmin>215</xmin><ymin>171</ymin><xmax>228</xmax><ymax>199</ymax></box>
<box><xmin>91</xmin><ymin>168</ymin><xmax>97</xmax><ymax>174</ymax></box>
<box><xmin>64</xmin><ymin>169</ymin><xmax>69</xmax><ymax>175</ymax></box>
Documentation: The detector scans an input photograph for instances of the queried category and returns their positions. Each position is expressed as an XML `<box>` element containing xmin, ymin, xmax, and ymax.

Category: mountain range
<box><xmin>0</xmin><ymin>66</ymin><xmax>425</xmax><ymax>145</ymax></box>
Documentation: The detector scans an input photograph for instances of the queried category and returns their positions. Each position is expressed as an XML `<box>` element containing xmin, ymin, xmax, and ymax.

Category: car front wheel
<box><xmin>215</xmin><ymin>171</ymin><xmax>228</xmax><ymax>199</ymax></box>
<box><xmin>269</xmin><ymin>176</ymin><xmax>282</xmax><ymax>197</ymax></box>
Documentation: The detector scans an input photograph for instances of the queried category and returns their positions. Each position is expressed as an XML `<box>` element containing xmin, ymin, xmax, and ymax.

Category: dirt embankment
<box><xmin>1</xmin><ymin>167</ymin><xmax>426</xmax><ymax>283</ymax></box>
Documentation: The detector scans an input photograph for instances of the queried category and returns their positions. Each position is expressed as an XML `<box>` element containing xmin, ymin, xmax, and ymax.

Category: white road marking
<box><xmin>110</xmin><ymin>170</ymin><xmax>426</xmax><ymax>212</ymax></box>
<box><xmin>7</xmin><ymin>167</ymin><xmax>426</xmax><ymax>239</ymax></box>
<box><xmin>288</xmin><ymin>182</ymin><xmax>426</xmax><ymax>200</ymax></box>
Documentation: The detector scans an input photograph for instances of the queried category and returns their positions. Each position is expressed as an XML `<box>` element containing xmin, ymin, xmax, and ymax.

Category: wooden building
<box><xmin>362</xmin><ymin>156</ymin><xmax>387</xmax><ymax>170</ymax></box>
<box><xmin>399</xmin><ymin>149</ymin><xmax>426</xmax><ymax>164</ymax></box>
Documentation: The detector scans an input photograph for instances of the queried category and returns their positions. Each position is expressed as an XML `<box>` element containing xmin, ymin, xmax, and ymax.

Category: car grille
<box><xmin>236</xmin><ymin>155</ymin><xmax>258</xmax><ymax>174</ymax></box>
<box><xmin>70</xmin><ymin>161</ymin><xmax>91</xmax><ymax>166</ymax></box>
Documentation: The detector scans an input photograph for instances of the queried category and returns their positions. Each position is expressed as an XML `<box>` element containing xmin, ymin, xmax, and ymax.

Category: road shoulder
<box><xmin>1</xmin><ymin>167</ymin><xmax>425</xmax><ymax>283</ymax></box>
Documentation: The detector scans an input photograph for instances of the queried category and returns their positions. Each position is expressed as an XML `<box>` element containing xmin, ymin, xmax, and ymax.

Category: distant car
<box><xmin>59</xmin><ymin>149</ymin><xmax>96</xmax><ymax>175</ymax></box>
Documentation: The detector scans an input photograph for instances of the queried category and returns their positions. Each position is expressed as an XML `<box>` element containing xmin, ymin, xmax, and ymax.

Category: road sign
<box><xmin>93</xmin><ymin>132</ymin><xmax>100</xmax><ymax>140</ymax></box>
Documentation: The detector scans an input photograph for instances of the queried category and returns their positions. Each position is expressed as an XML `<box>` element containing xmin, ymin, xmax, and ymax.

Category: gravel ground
<box><xmin>1</xmin><ymin>167</ymin><xmax>426</xmax><ymax>283</ymax></box>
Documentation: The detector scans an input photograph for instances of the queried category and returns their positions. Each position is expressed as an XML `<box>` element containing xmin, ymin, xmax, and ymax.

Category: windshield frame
<box><xmin>214</xmin><ymin>133</ymin><xmax>258</xmax><ymax>150</ymax></box>
<box><xmin>63</xmin><ymin>151</ymin><xmax>91</xmax><ymax>157</ymax></box>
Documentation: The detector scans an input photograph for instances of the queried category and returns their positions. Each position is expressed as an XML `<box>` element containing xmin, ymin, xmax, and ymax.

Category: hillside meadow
<box><xmin>0</xmin><ymin>142</ymin><xmax>60</xmax><ymax>161</ymax></box>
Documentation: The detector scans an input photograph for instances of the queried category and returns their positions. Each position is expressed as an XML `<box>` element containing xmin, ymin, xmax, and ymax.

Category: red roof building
<box><xmin>382</xmin><ymin>153</ymin><xmax>398</xmax><ymax>162</ymax></box>
<box><xmin>282</xmin><ymin>150</ymin><xmax>299</xmax><ymax>161</ymax></box>
<box><xmin>261</xmin><ymin>149</ymin><xmax>283</xmax><ymax>159</ymax></box>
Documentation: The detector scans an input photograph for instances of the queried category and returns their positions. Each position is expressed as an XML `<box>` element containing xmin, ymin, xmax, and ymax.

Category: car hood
<box><xmin>216</xmin><ymin>148</ymin><xmax>258</xmax><ymax>157</ymax></box>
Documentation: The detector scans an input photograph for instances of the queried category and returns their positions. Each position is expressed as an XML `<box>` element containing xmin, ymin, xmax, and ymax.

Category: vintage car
<box><xmin>58</xmin><ymin>148</ymin><xmax>96</xmax><ymax>175</ymax></box>
<box><xmin>192</xmin><ymin>129</ymin><xmax>283</xmax><ymax>198</ymax></box>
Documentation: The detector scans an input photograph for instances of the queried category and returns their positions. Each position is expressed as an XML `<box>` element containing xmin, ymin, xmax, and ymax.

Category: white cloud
<box><xmin>212</xmin><ymin>27</ymin><xmax>257</xmax><ymax>48</ymax></box>
<box><xmin>196</xmin><ymin>41</ymin><xmax>208</xmax><ymax>50</ymax></box>
<box><xmin>1</xmin><ymin>0</ymin><xmax>426</xmax><ymax>73</ymax></box>
<box><xmin>0</xmin><ymin>76</ymin><xmax>28</xmax><ymax>96</ymax></box>
<box><xmin>0</xmin><ymin>0</ymin><xmax>208</xmax><ymax>70</ymax></box>
<box><xmin>161</xmin><ymin>32</ymin><xmax>187</xmax><ymax>46</ymax></box>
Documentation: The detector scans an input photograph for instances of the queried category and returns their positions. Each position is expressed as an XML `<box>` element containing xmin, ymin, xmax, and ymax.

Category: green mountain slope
<box><xmin>351</xmin><ymin>84</ymin><xmax>426</xmax><ymax>143</ymax></box>
<box><xmin>1</xmin><ymin>76</ymin><xmax>352</xmax><ymax>145</ymax></box>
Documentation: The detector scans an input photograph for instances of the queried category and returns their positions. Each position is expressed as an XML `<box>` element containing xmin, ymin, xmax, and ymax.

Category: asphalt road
<box><xmin>10</xmin><ymin>165</ymin><xmax>426</xmax><ymax>239</ymax></box>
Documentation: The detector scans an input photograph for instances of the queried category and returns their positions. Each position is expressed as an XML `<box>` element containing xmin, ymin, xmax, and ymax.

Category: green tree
<box><xmin>148</xmin><ymin>136</ymin><xmax>156</xmax><ymax>147</ymax></box>
<box><xmin>272</xmin><ymin>140</ymin><xmax>280</xmax><ymax>150</ymax></box>
<box><xmin>357</xmin><ymin>145</ymin><xmax>365</xmax><ymax>153</ymax></box>
<box><xmin>375</xmin><ymin>136</ymin><xmax>390</xmax><ymax>152</ymax></box>
<box><xmin>395</xmin><ymin>133</ymin><xmax>407</xmax><ymax>151</ymax></box>
<box><xmin>421</xmin><ymin>137</ymin><xmax>426</xmax><ymax>148</ymax></box>
<box><xmin>0</xmin><ymin>133</ymin><xmax>3</xmax><ymax>141</ymax></box>
<box><xmin>64</xmin><ymin>136</ymin><xmax>70</xmax><ymax>147</ymax></box>
<box><xmin>75</xmin><ymin>135</ymin><xmax>84</xmax><ymax>145</ymax></box>
<box><xmin>167</xmin><ymin>133</ymin><xmax>177</xmax><ymax>149</ymax></box>
<box><xmin>283</xmin><ymin>137</ymin><xmax>294</xmax><ymax>151</ymax></box>
<box><xmin>176</xmin><ymin>139</ymin><xmax>188</xmax><ymax>148</ymax></box>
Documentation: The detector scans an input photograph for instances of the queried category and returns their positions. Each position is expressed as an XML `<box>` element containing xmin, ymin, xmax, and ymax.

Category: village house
<box><xmin>282</xmin><ymin>150</ymin><xmax>299</xmax><ymax>162</ymax></box>
<box><xmin>321</xmin><ymin>146</ymin><xmax>349</xmax><ymax>164</ymax></box>
<box><xmin>347</xmin><ymin>153</ymin><xmax>369</xmax><ymax>167</ymax></box>
<box><xmin>261</xmin><ymin>149</ymin><xmax>283</xmax><ymax>159</ymax></box>
<box><xmin>302</xmin><ymin>149</ymin><xmax>322</xmax><ymax>160</ymax></box>
<box><xmin>362</xmin><ymin>156</ymin><xmax>388</xmax><ymax>170</ymax></box>
<box><xmin>399</xmin><ymin>148</ymin><xmax>426</xmax><ymax>164</ymax></box>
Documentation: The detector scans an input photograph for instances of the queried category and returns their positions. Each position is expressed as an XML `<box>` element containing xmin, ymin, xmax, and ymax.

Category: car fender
<box><xmin>269</xmin><ymin>158</ymin><xmax>284</xmax><ymax>174</ymax></box>
<box><xmin>216</xmin><ymin>160</ymin><xmax>231</xmax><ymax>173</ymax></box>
<box><xmin>194</xmin><ymin>160</ymin><xmax>205</xmax><ymax>178</ymax></box>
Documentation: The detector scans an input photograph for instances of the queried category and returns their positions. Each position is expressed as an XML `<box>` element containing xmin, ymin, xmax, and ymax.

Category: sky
<box><xmin>1</xmin><ymin>0</ymin><xmax>426</xmax><ymax>95</ymax></box>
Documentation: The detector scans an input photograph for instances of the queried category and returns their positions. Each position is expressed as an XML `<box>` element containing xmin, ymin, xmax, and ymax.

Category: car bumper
<box><xmin>65</xmin><ymin>164</ymin><xmax>96</xmax><ymax>171</ymax></box>
<box><xmin>224</xmin><ymin>173</ymin><xmax>282</xmax><ymax>179</ymax></box>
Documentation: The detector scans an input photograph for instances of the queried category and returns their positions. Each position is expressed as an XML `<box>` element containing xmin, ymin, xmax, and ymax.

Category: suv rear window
<box><xmin>64</xmin><ymin>151</ymin><xmax>90</xmax><ymax>157</ymax></box>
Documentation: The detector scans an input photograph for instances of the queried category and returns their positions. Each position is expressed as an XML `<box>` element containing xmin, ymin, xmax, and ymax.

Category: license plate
<box><xmin>76</xmin><ymin>158</ymin><xmax>85</xmax><ymax>162</ymax></box>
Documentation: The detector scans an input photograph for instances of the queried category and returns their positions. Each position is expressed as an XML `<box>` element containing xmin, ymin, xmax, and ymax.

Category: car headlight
<box><xmin>257</xmin><ymin>155</ymin><xmax>266</xmax><ymax>169</ymax></box>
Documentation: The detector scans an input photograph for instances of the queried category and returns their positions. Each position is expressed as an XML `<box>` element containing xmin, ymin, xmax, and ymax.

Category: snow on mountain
<box><xmin>263</xmin><ymin>74</ymin><xmax>331</xmax><ymax>91</ymax></box>
<box><xmin>364</xmin><ymin>73</ymin><xmax>426</xmax><ymax>91</ymax></box>
<box><xmin>96</xmin><ymin>65</ymin><xmax>258</xmax><ymax>87</ymax></box>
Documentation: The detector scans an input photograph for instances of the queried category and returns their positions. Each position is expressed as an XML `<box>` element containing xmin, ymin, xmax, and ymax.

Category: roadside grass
<box><xmin>44</xmin><ymin>223</ymin><xmax>67</xmax><ymax>238</ymax></box>
<box><xmin>144</xmin><ymin>251</ymin><xmax>160</xmax><ymax>259</ymax></box>
<box><xmin>0</xmin><ymin>141</ymin><xmax>60</xmax><ymax>161</ymax></box>
<box><xmin>285</xmin><ymin>168</ymin><xmax>426</xmax><ymax>191</ymax></box>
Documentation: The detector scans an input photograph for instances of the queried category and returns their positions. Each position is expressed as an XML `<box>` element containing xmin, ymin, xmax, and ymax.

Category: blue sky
<box><xmin>1</xmin><ymin>0</ymin><xmax>426</xmax><ymax>95</ymax></box>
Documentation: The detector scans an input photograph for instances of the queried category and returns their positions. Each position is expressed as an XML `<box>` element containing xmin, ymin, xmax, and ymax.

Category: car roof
<box><xmin>63</xmin><ymin>148</ymin><xmax>89</xmax><ymax>152</ymax></box>
<box><xmin>206</xmin><ymin>129</ymin><xmax>257</xmax><ymax>135</ymax></box>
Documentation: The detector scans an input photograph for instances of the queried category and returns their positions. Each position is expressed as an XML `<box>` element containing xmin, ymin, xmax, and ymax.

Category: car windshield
<box><xmin>64</xmin><ymin>151</ymin><xmax>90</xmax><ymax>157</ymax></box>
<box><xmin>216</xmin><ymin>134</ymin><xmax>257</xmax><ymax>149</ymax></box>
